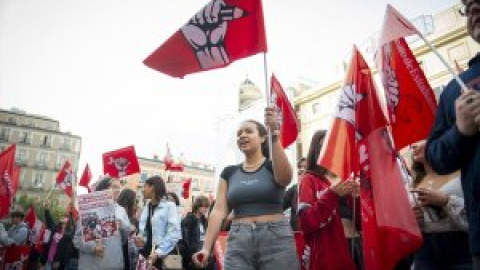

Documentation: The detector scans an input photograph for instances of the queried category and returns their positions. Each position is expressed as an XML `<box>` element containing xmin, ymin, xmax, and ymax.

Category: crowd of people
<box><xmin>1</xmin><ymin>0</ymin><xmax>480</xmax><ymax>269</ymax></box>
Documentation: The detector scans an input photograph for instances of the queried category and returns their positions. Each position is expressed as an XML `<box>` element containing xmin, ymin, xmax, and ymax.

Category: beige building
<box><xmin>294</xmin><ymin>4</ymin><xmax>480</xmax><ymax>157</ymax></box>
<box><xmin>0</xmin><ymin>108</ymin><xmax>82</xmax><ymax>207</ymax></box>
<box><xmin>122</xmin><ymin>156</ymin><xmax>215</xmax><ymax>216</ymax></box>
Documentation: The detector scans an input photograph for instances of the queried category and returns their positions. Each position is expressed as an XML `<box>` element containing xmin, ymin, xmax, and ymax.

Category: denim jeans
<box><xmin>224</xmin><ymin>219</ymin><xmax>300</xmax><ymax>270</ymax></box>
<box><xmin>414</xmin><ymin>231</ymin><xmax>473</xmax><ymax>270</ymax></box>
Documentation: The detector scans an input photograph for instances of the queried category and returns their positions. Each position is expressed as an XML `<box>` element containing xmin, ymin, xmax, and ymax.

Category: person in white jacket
<box><xmin>135</xmin><ymin>176</ymin><xmax>181</xmax><ymax>270</ymax></box>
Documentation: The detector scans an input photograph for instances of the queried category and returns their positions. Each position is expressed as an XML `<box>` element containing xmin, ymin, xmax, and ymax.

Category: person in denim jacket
<box><xmin>135</xmin><ymin>176</ymin><xmax>181</xmax><ymax>270</ymax></box>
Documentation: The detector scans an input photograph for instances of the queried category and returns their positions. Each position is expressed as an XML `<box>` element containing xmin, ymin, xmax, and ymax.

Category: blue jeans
<box><xmin>414</xmin><ymin>231</ymin><xmax>473</xmax><ymax>270</ymax></box>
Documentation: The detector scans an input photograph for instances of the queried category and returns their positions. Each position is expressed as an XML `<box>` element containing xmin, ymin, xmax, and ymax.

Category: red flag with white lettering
<box><xmin>350</xmin><ymin>47</ymin><xmax>423</xmax><ymax>270</ymax></box>
<box><xmin>56</xmin><ymin>161</ymin><xmax>74</xmax><ymax>198</ymax></box>
<box><xmin>270</xmin><ymin>74</ymin><xmax>299</xmax><ymax>148</ymax></box>
<box><xmin>103</xmin><ymin>146</ymin><xmax>140</xmax><ymax>178</ymax></box>
<box><xmin>25</xmin><ymin>206</ymin><xmax>46</xmax><ymax>253</ymax></box>
<box><xmin>143</xmin><ymin>0</ymin><xmax>267</xmax><ymax>78</ymax></box>
<box><xmin>79</xmin><ymin>164</ymin><xmax>92</xmax><ymax>192</ymax></box>
<box><xmin>4</xmin><ymin>246</ymin><xmax>30</xmax><ymax>270</ymax></box>
<box><xmin>0</xmin><ymin>144</ymin><xmax>16</xmax><ymax>219</ymax></box>
<box><xmin>378</xmin><ymin>37</ymin><xmax>437</xmax><ymax>151</ymax></box>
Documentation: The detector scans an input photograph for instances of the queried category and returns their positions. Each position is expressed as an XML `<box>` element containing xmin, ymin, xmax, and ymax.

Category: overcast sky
<box><xmin>0</xmin><ymin>0</ymin><xmax>459</xmax><ymax>176</ymax></box>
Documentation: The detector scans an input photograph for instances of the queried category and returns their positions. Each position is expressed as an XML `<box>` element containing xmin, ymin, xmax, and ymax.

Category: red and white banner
<box><xmin>378</xmin><ymin>38</ymin><xmax>437</xmax><ymax>150</ymax></box>
<box><xmin>0</xmin><ymin>144</ymin><xmax>17</xmax><ymax>219</ymax></box>
<box><xmin>270</xmin><ymin>74</ymin><xmax>299</xmax><ymax>148</ymax></box>
<box><xmin>56</xmin><ymin>160</ymin><xmax>74</xmax><ymax>198</ymax></box>
<box><xmin>164</xmin><ymin>144</ymin><xmax>184</xmax><ymax>172</ymax></box>
<box><xmin>144</xmin><ymin>0</ymin><xmax>267</xmax><ymax>78</ymax></box>
<box><xmin>78</xmin><ymin>190</ymin><xmax>117</xmax><ymax>242</ymax></box>
<box><xmin>103</xmin><ymin>146</ymin><xmax>140</xmax><ymax>178</ymax></box>
<box><xmin>136</xmin><ymin>254</ymin><xmax>158</xmax><ymax>270</ymax></box>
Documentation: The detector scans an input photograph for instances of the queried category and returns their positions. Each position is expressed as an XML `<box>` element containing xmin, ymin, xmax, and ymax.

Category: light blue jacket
<box><xmin>139</xmin><ymin>199</ymin><xmax>181</xmax><ymax>256</ymax></box>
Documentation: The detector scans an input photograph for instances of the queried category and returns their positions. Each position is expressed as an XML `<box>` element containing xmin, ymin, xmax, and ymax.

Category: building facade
<box><xmin>0</xmin><ymin>108</ymin><xmax>82</xmax><ymax>208</ymax></box>
<box><xmin>294</xmin><ymin>4</ymin><xmax>480</xmax><ymax>158</ymax></box>
<box><xmin>123</xmin><ymin>156</ymin><xmax>215</xmax><ymax>217</ymax></box>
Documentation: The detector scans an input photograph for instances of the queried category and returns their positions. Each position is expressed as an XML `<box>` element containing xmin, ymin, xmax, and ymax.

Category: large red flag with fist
<box><xmin>103</xmin><ymin>146</ymin><xmax>141</xmax><ymax>178</ymax></box>
<box><xmin>270</xmin><ymin>74</ymin><xmax>299</xmax><ymax>148</ymax></box>
<box><xmin>378</xmin><ymin>5</ymin><xmax>437</xmax><ymax>150</ymax></box>
<box><xmin>56</xmin><ymin>161</ymin><xmax>74</xmax><ymax>198</ymax></box>
<box><xmin>0</xmin><ymin>144</ymin><xmax>17</xmax><ymax>219</ymax></box>
<box><xmin>144</xmin><ymin>0</ymin><xmax>267</xmax><ymax>78</ymax></box>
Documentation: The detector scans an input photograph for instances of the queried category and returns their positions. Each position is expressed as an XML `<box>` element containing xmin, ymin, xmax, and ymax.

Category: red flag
<box><xmin>24</xmin><ymin>206</ymin><xmax>45</xmax><ymax>253</ymax></box>
<box><xmin>103</xmin><ymin>146</ymin><xmax>140</xmax><ymax>178</ymax></box>
<box><xmin>56</xmin><ymin>161</ymin><xmax>74</xmax><ymax>198</ymax></box>
<box><xmin>4</xmin><ymin>246</ymin><xmax>30</xmax><ymax>270</ymax></box>
<box><xmin>143</xmin><ymin>0</ymin><xmax>267</xmax><ymax>78</ymax></box>
<box><xmin>164</xmin><ymin>144</ymin><xmax>184</xmax><ymax>172</ymax></box>
<box><xmin>270</xmin><ymin>74</ymin><xmax>299</xmax><ymax>148</ymax></box>
<box><xmin>378</xmin><ymin>4</ymin><xmax>419</xmax><ymax>47</ymax></box>
<box><xmin>0</xmin><ymin>144</ymin><xmax>16</xmax><ymax>219</ymax></box>
<box><xmin>350</xmin><ymin>47</ymin><xmax>422</xmax><ymax>270</ymax></box>
<box><xmin>378</xmin><ymin>37</ymin><xmax>437</xmax><ymax>151</ymax></box>
<box><xmin>182</xmin><ymin>178</ymin><xmax>192</xmax><ymax>199</ymax></box>
<box><xmin>79</xmin><ymin>164</ymin><xmax>92</xmax><ymax>192</ymax></box>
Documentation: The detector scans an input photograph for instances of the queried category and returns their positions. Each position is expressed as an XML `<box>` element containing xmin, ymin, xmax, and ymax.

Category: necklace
<box><xmin>243</xmin><ymin>158</ymin><xmax>266</xmax><ymax>170</ymax></box>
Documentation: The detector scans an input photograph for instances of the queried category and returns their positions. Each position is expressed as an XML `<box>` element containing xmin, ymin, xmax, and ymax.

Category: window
<box><xmin>192</xmin><ymin>178</ymin><xmax>200</xmax><ymax>191</ymax></box>
<box><xmin>140</xmin><ymin>171</ymin><xmax>148</xmax><ymax>183</ymax></box>
<box><xmin>38</xmin><ymin>152</ymin><xmax>48</xmax><ymax>166</ymax></box>
<box><xmin>42</xmin><ymin>135</ymin><xmax>52</xmax><ymax>147</ymax></box>
<box><xmin>20</xmin><ymin>131</ymin><xmax>30</xmax><ymax>144</ymax></box>
<box><xmin>8</xmin><ymin>117</ymin><xmax>17</xmax><ymax>125</ymax></box>
<box><xmin>25</xmin><ymin>119</ymin><xmax>34</xmax><ymax>127</ymax></box>
<box><xmin>33</xmin><ymin>172</ymin><xmax>44</xmax><ymax>188</ymax></box>
<box><xmin>205</xmin><ymin>179</ymin><xmax>213</xmax><ymax>192</ymax></box>
<box><xmin>56</xmin><ymin>155</ymin><xmax>68</xmax><ymax>168</ymax></box>
<box><xmin>62</xmin><ymin>137</ymin><xmax>71</xmax><ymax>150</ymax></box>
<box><xmin>16</xmin><ymin>148</ymin><xmax>27</xmax><ymax>163</ymax></box>
<box><xmin>0</xmin><ymin>128</ymin><xmax>10</xmax><ymax>140</ymax></box>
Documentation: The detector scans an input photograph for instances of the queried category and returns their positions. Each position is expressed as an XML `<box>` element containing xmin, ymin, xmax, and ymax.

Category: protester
<box><xmin>73</xmin><ymin>177</ymin><xmax>132</xmax><ymax>270</ymax></box>
<box><xmin>182</xmin><ymin>196</ymin><xmax>213</xmax><ymax>270</ymax></box>
<box><xmin>134</xmin><ymin>176</ymin><xmax>181</xmax><ymax>270</ymax></box>
<box><xmin>192</xmin><ymin>107</ymin><xmax>300</xmax><ymax>270</ymax></box>
<box><xmin>41</xmin><ymin>200</ymin><xmax>77</xmax><ymax>270</ymax></box>
<box><xmin>410</xmin><ymin>140</ymin><xmax>472</xmax><ymax>269</ymax></box>
<box><xmin>0</xmin><ymin>222</ymin><xmax>8</xmax><ymax>246</ymax></box>
<box><xmin>117</xmin><ymin>188</ymin><xmax>139</xmax><ymax>270</ymax></box>
<box><xmin>4</xmin><ymin>211</ymin><xmax>28</xmax><ymax>245</ymax></box>
<box><xmin>298</xmin><ymin>130</ymin><xmax>359</xmax><ymax>270</ymax></box>
<box><xmin>283</xmin><ymin>157</ymin><xmax>307</xmax><ymax>231</ymax></box>
<box><xmin>425</xmin><ymin>1</ymin><xmax>480</xmax><ymax>268</ymax></box>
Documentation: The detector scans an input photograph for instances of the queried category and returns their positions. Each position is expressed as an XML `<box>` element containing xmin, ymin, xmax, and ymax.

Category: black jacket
<box><xmin>181</xmin><ymin>212</ymin><xmax>213</xmax><ymax>269</ymax></box>
<box><xmin>42</xmin><ymin>210</ymin><xmax>77</xmax><ymax>269</ymax></box>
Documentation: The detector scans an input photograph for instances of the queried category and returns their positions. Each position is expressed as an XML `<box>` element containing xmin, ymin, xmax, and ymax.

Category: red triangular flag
<box><xmin>378</xmin><ymin>4</ymin><xmax>419</xmax><ymax>47</ymax></box>
<box><xmin>378</xmin><ymin>37</ymin><xmax>437</xmax><ymax>150</ymax></box>
<box><xmin>270</xmin><ymin>74</ymin><xmax>299</xmax><ymax>148</ymax></box>
<box><xmin>0</xmin><ymin>144</ymin><xmax>17</xmax><ymax>219</ymax></box>
<box><xmin>79</xmin><ymin>164</ymin><xmax>92</xmax><ymax>192</ymax></box>
<box><xmin>24</xmin><ymin>206</ymin><xmax>45</xmax><ymax>253</ymax></box>
<box><xmin>102</xmin><ymin>146</ymin><xmax>140</xmax><ymax>178</ymax></box>
<box><xmin>351</xmin><ymin>47</ymin><xmax>423</xmax><ymax>270</ymax></box>
<box><xmin>143</xmin><ymin>0</ymin><xmax>267</xmax><ymax>78</ymax></box>
<box><xmin>182</xmin><ymin>178</ymin><xmax>192</xmax><ymax>199</ymax></box>
<box><xmin>56</xmin><ymin>161</ymin><xmax>74</xmax><ymax>198</ymax></box>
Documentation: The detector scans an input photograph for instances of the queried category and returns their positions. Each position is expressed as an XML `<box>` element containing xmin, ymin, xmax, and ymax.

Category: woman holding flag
<box><xmin>192</xmin><ymin>107</ymin><xmax>300</xmax><ymax>270</ymax></box>
<box><xmin>298</xmin><ymin>130</ymin><xmax>359</xmax><ymax>270</ymax></box>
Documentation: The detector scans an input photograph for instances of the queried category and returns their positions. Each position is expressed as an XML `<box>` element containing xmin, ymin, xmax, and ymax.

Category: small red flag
<box><xmin>164</xmin><ymin>144</ymin><xmax>184</xmax><ymax>172</ymax></box>
<box><xmin>102</xmin><ymin>146</ymin><xmax>140</xmax><ymax>178</ymax></box>
<box><xmin>79</xmin><ymin>164</ymin><xmax>92</xmax><ymax>192</ymax></box>
<box><xmin>56</xmin><ymin>161</ymin><xmax>74</xmax><ymax>198</ymax></box>
<box><xmin>182</xmin><ymin>178</ymin><xmax>192</xmax><ymax>199</ymax></box>
<box><xmin>378</xmin><ymin>37</ymin><xmax>437</xmax><ymax>151</ymax></box>
<box><xmin>0</xmin><ymin>144</ymin><xmax>17</xmax><ymax>219</ymax></box>
<box><xmin>270</xmin><ymin>74</ymin><xmax>299</xmax><ymax>148</ymax></box>
<box><xmin>24</xmin><ymin>206</ymin><xmax>45</xmax><ymax>253</ymax></box>
<box><xmin>143</xmin><ymin>0</ymin><xmax>267</xmax><ymax>78</ymax></box>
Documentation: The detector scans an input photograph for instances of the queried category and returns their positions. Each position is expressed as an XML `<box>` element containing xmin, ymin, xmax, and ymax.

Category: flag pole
<box><xmin>263</xmin><ymin>53</ymin><xmax>273</xmax><ymax>160</ymax></box>
<box><xmin>417</xmin><ymin>33</ymin><xmax>468</xmax><ymax>92</ymax></box>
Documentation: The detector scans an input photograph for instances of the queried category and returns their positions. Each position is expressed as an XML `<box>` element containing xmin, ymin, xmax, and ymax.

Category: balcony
<box><xmin>15</xmin><ymin>159</ymin><xmax>28</xmax><ymax>166</ymax></box>
<box><xmin>35</xmin><ymin>162</ymin><xmax>49</xmax><ymax>170</ymax></box>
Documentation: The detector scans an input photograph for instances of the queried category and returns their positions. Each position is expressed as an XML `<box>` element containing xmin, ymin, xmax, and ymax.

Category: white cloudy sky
<box><xmin>0</xmin><ymin>0</ymin><xmax>458</xmax><ymax>176</ymax></box>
